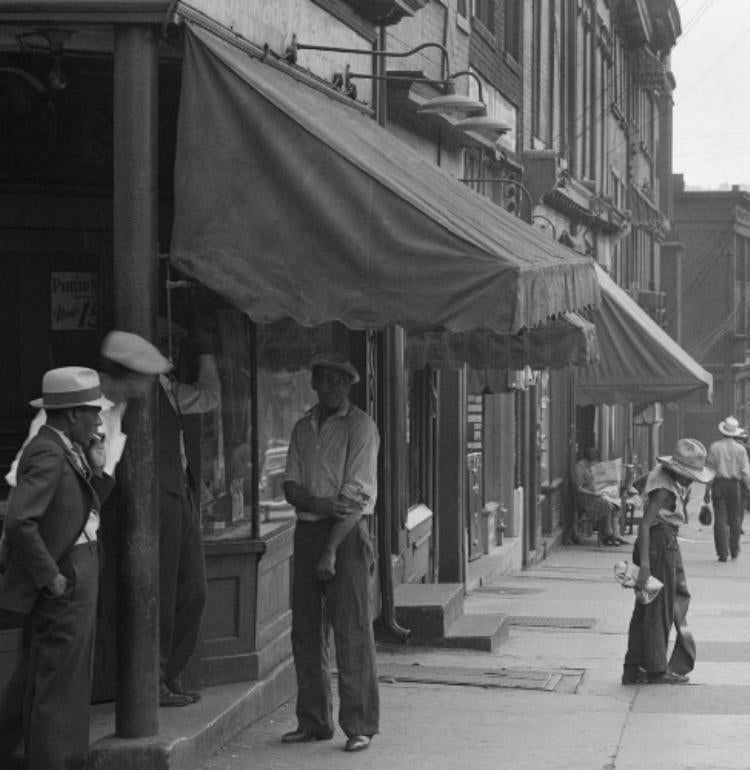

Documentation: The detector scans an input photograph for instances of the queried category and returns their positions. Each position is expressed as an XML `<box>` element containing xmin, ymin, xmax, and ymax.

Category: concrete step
<box><xmin>443</xmin><ymin>612</ymin><xmax>510</xmax><ymax>652</ymax></box>
<box><xmin>394</xmin><ymin>583</ymin><xmax>464</xmax><ymax>642</ymax></box>
<box><xmin>394</xmin><ymin>584</ymin><xmax>509</xmax><ymax>651</ymax></box>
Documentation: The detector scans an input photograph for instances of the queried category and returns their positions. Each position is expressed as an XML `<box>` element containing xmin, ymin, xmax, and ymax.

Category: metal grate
<box><xmin>379</xmin><ymin>664</ymin><xmax>584</xmax><ymax>694</ymax></box>
<box><xmin>506</xmin><ymin>615</ymin><xmax>598</xmax><ymax>629</ymax></box>
<box><xmin>473</xmin><ymin>585</ymin><xmax>543</xmax><ymax>596</ymax></box>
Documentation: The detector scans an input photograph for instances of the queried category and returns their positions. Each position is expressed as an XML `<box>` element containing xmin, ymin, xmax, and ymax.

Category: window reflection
<box><xmin>199</xmin><ymin>315</ymin><xmax>346</xmax><ymax>541</ymax></box>
<box><xmin>257</xmin><ymin>367</ymin><xmax>315</xmax><ymax>530</ymax></box>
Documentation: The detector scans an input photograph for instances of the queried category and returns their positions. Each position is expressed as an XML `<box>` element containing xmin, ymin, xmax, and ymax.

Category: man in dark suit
<box><xmin>156</xmin><ymin>321</ymin><xmax>220</xmax><ymax>706</ymax></box>
<box><xmin>0</xmin><ymin>367</ymin><xmax>115</xmax><ymax>770</ymax></box>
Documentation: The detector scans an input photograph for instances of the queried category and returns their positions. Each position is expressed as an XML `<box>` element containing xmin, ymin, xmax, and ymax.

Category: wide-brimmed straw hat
<box><xmin>31</xmin><ymin>367</ymin><xmax>114</xmax><ymax>410</ymax></box>
<box><xmin>657</xmin><ymin>438</ymin><xmax>714</xmax><ymax>484</ymax></box>
<box><xmin>310</xmin><ymin>353</ymin><xmax>360</xmax><ymax>384</ymax></box>
<box><xmin>719</xmin><ymin>416</ymin><xmax>745</xmax><ymax>437</ymax></box>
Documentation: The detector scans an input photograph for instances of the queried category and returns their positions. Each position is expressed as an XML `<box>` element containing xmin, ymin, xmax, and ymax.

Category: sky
<box><xmin>670</xmin><ymin>0</ymin><xmax>750</xmax><ymax>190</ymax></box>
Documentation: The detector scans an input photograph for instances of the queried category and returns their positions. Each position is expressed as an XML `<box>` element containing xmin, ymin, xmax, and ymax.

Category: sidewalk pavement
<box><xmin>195</xmin><ymin>498</ymin><xmax>750</xmax><ymax>769</ymax></box>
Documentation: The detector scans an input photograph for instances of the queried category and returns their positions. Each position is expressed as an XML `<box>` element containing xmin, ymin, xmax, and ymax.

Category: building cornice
<box><xmin>0</xmin><ymin>1</ymin><xmax>172</xmax><ymax>24</ymax></box>
<box><xmin>343</xmin><ymin>0</ymin><xmax>428</xmax><ymax>26</ymax></box>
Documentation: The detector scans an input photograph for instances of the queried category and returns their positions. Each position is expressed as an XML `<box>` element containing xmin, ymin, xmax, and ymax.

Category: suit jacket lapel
<box><xmin>38</xmin><ymin>425</ymin><xmax>93</xmax><ymax>485</ymax></box>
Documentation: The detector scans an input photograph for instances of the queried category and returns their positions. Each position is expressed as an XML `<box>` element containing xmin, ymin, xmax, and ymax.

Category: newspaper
<box><xmin>590</xmin><ymin>458</ymin><xmax>623</xmax><ymax>507</ymax></box>
<box><xmin>613</xmin><ymin>560</ymin><xmax>664</xmax><ymax>605</ymax></box>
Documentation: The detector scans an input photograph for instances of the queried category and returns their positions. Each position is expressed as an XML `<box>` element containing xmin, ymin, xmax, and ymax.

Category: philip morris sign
<box><xmin>50</xmin><ymin>272</ymin><xmax>99</xmax><ymax>330</ymax></box>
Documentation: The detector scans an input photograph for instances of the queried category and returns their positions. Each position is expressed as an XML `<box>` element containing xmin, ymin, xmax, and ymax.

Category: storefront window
<box><xmin>191</xmin><ymin>312</ymin><xmax>355</xmax><ymax>542</ymax></box>
<box><xmin>536</xmin><ymin>371</ymin><xmax>550</xmax><ymax>486</ymax></box>
<box><xmin>255</xmin><ymin>363</ymin><xmax>315</xmax><ymax>534</ymax></box>
<box><xmin>406</xmin><ymin>368</ymin><xmax>437</xmax><ymax>510</ymax></box>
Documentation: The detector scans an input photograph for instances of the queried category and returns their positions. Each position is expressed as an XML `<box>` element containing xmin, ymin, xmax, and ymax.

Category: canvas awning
<box><xmin>170</xmin><ymin>23</ymin><xmax>599</xmax><ymax>335</ymax></box>
<box><xmin>576</xmin><ymin>265</ymin><xmax>712</xmax><ymax>406</ymax></box>
<box><xmin>406</xmin><ymin>312</ymin><xmax>599</xmax><ymax>371</ymax></box>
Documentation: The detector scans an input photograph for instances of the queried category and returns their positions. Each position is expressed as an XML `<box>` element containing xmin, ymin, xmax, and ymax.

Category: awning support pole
<box><xmin>249</xmin><ymin>320</ymin><xmax>260</xmax><ymax>540</ymax></box>
<box><xmin>378</xmin><ymin>325</ymin><xmax>410</xmax><ymax>643</ymax></box>
<box><xmin>371</xmin><ymin>27</ymin><xmax>409</xmax><ymax>643</ymax></box>
<box><xmin>113</xmin><ymin>23</ymin><xmax>160</xmax><ymax>738</ymax></box>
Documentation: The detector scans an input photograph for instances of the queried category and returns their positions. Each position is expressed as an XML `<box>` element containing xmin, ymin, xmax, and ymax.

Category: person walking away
<box><xmin>705</xmin><ymin>416</ymin><xmax>750</xmax><ymax>561</ymax></box>
<box><xmin>622</xmin><ymin>438</ymin><xmax>714</xmax><ymax>686</ymax></box>
<box><xmin>739</xmin><ymin>429</ymin><xmax>750</xmax><ymax>534</ymax></box>
<box><xmin>0</xmin><ymin>368</ymin><xmax>115</xmax><ymax>769</ymax></box>
<box><xmin>281</xmin><ymin>353</ymin><xmax>379</xmax><ymax>753</ymax></box>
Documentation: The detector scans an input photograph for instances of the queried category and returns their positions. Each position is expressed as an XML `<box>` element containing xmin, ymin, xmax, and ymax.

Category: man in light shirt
<box><xmin>281</xmin><ymin>353</ymin><xmax>379</xmax><ymax>754</ymax></box>
<box><xmin>705</xmin><ymin>416</ymin><xmax>750</xmax><ymax>561</ymax></box>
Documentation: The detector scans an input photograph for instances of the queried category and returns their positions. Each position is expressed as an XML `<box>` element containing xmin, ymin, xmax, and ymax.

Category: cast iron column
<box><xmin>113</xmin><ymin>24</ymin><xmax>160</xmax><ymax>738</ymax></box>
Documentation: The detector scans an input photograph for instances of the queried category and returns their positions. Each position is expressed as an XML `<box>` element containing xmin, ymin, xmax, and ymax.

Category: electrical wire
<box><xmin>679</xmin><ymin>0</ymin><xmax>716</xmax><ymax>40</ymax></box>
<box><xmin>534</xmin><ymin>7</ymin><xmax>748</xmax><ymax>188</ymax></box>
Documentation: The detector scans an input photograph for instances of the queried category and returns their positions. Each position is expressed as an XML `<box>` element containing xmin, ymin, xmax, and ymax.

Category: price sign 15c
<box><xmin>50</xmin><ymin>272</ymin><xmax>100</xmax><ymax>330</ymax></box>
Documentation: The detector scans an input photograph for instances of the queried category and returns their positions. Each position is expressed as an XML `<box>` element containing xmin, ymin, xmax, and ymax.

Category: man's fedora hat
<box><xmin>101</xmin><ymin>330</ymin><xmax>172</xmax><ymax>375</ymax></box>
<box><xmin>311</xmin><ymin>353</ymin><xmax>360</xmax><ymax>384</ymax></box>
<box><xmin>658</xmin><ymin>438</ymin><xmax>714</xmax><ymax>484</ymax></box>
<box><xmin>31</xmin><ymin>367</ymin><xmax>114</xmax><ymax>410</ymax></box>
<box><xmin>719</xmin><ymin>416</ymin><xmax>745</xmax><ymax>438</ymax></box>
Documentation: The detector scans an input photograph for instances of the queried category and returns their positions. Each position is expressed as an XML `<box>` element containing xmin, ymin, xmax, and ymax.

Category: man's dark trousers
<box><xmin>0</xmin><ymin>542</ymin><xmax>99</xmax><ymax>770</ymax></box>
<box><xmin>712</xmin><ymin>477</ymin><xmax>742</xmax><ymax>559</ymax></box>
<box><xmin>291</xmin><ymin>519</ymin><xmax>379</xmax><ymax>738</ymax></box>
<box><xmin>159</xmin><ymin>487</ymin><xmax>207</xmax><ymax>689</ymax></box>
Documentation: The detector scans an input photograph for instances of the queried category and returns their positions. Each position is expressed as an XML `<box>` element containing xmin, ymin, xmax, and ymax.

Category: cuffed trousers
<box><xmin>159</xmin><ymin>489</ymin><xmax>207</xmax><ymax>688</ymax></box>
<box><xmin>0</xmin><ymin>542</ymin><xmax>99</xmax><ymax>770</ymax></box>
<box><xmin>291</xmin><ymin>519</ymin><xmax>379</xmax><ymax>738</ymax></box>
<box><xmin>624</xmin><ymin>524</ymin><xmax>693</xmax><ymax>676</ymax></box>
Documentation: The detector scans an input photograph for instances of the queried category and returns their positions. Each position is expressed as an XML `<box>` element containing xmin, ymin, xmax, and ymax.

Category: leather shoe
<box><xmin>166</xmin><ymin>680</ymin><xmax>202</xmax><ymax>703</ymax></box>
<box><xmin>621</xmin><ymin>665</ymin><xmax>648</xmax><ymax>685</ymax></box>
<box><xmin>281</xmin><ymin>729</ymin><xmax>333</xmax><ymax>743</ymax></box>
<box><xmin>344</xmin><ymin>735</ymin><xmax>371</xmax><ymax>752</ymax></box>
<box><xmin>647</xmin><ymin>671</ymin><xmax>689</xmax><ymax>685</ymax></box>
<box><xmin>159</xmin><ymin>686</ymin><xmax>193</xmax><ymax>707</ymax></box>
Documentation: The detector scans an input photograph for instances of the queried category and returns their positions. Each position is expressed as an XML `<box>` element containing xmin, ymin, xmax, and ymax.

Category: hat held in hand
<box><xmin>31</xmin><ymin>367</ymin><xmax>114</xmax><ymax>410</ymax></box>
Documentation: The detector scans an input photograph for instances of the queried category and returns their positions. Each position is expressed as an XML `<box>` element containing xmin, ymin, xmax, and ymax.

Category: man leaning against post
<box><xmin>0</xmin><ymin>368</ymin><xmax>115</xmax><ymax>770</ymax></box>
<box><xmin>281</xmin><ymin>353</ymin><xmax>380</xmax><ymax>753</ymax></box>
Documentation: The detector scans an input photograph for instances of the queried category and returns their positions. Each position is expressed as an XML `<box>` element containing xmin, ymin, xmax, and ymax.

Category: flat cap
<box><xmin>101</xmin><ymin>331</ymin><xmax>172</xmax><ymax>375</ymax></box>
<box><xmin>310</xmin><ymin>353</ymin><xmax>360</xmax><ymax>384</ymax></box>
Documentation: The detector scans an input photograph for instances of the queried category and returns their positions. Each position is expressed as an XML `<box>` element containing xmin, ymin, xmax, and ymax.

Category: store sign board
<box><xmin>50</xmin><ymin>272</ymin><xmax>99</xmax><ymax>330</ymax></box>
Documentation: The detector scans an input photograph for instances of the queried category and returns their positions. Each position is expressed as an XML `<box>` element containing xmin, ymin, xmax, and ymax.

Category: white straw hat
<box><xmin>719</xmin><ymin>416</ymin><xmax>744</xmax><ymax>437</ymax></box>
<box><xmin>30</xmin><ymin>367</ymin><xmax>114</xmax><ymax>410</ymax></box>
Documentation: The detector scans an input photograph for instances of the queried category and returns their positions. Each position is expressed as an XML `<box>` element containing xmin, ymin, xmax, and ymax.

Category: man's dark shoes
<box><xmin>159</xmin><ymin>685</ymin><xmax>193</xmax><ymax>707</ymax></box>
<box><xmin>344</xmin><ymin>735</ymin><xmax>371</xmax><ymax>752</ymax></box>
<box><xmin>647</xmin><ymin>670</ymin><xmax>689</xmax><ymax>685</ymax></box>
<box><xmin>621</xmin><ymin>665</ymin><xmax>648</xmax><ymax>685</ymax></box>
<box><xmin>718</xmin><ymin>556</ymin><xmax>728</xmax><ymax>562</ymax></box>
<box><xmin>281</xmin><ymin>729</ymin><xmax>333</xmax><ymax>743</ymax></box>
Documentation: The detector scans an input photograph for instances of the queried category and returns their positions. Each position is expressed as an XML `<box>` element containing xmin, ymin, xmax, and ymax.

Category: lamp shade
<box><xmin>456</xmin><ymin>114</ymin><xmax>511</xmax><ymax>136</ymax></box>
<box><xmin>417</xmin><ymin>92</ymin><xmax>486</xmax><ymax>115</ymax></box>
